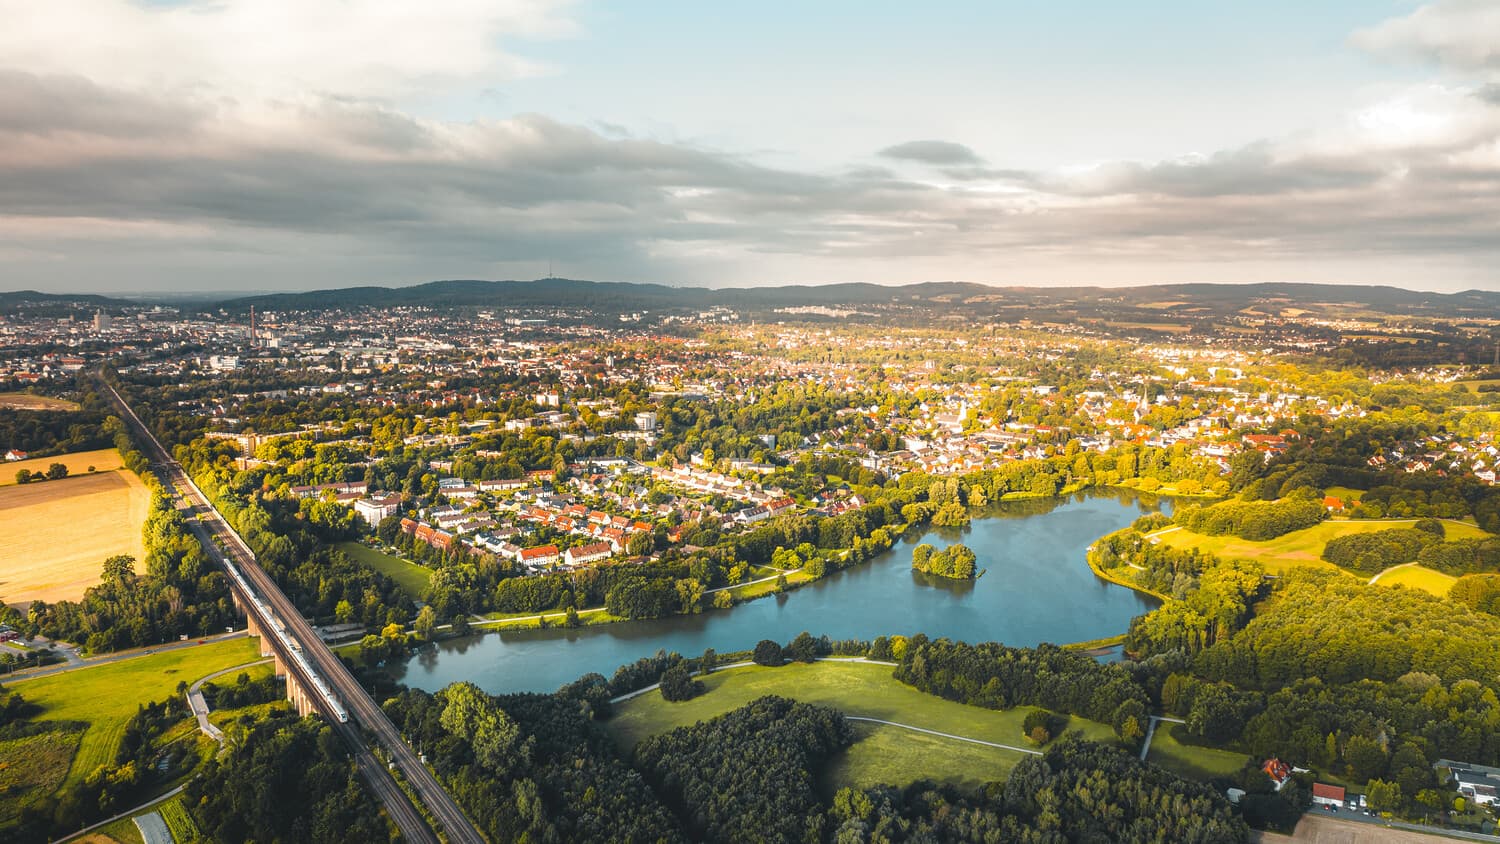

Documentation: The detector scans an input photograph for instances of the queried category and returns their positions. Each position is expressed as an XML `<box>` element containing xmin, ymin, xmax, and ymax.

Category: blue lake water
<box><xmin>393</xmin><ymin>489</ymin><xmax>1166</xmax><ymax>695</ymax></box>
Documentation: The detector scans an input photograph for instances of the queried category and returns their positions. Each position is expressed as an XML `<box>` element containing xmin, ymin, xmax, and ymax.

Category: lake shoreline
<box><xmin>390</xmin><ymin>489</ymin><xmax>1168</xmax><ymax>695</ymax></box>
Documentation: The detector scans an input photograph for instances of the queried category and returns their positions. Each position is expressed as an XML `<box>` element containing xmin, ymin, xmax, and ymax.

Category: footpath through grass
<box><xmin>606</xmin><ymin>660</ymin><xmax>1117</xmax><ymax>790</ymax></box>
<box><xmin>1371</xmin><ymin>563</ymin><xmax>1458</xmax><ymax>596</ymax></box>
<box><xmin>337</xmin><ymin>541</ymin><xmax>432</xmax><ymax>598</ymax></box>
<box><xmin>1145</xmin><ymin>724</ymin><xmax>1249</xmax><ymax>781</ymax></box>
<box><xmin>1154</xmin><ymin>518</ymin><xmax>1491</xmax><ymax>576</ymax></box>
<box><xmin>10</xmin><ymin>637</ymin><xmax>262</xmax><ymax>785</ymax></box>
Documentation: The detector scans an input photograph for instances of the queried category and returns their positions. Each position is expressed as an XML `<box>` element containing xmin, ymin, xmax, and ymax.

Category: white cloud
<box><xmin>0</xmin><ymin>0</ymin><xmax>576</xmax><ymax>102</ymax></box>
<box><xmin>1353</xmin><ymin>0</ymin><xmax>1500</xmax><ymax>74</ymax></box>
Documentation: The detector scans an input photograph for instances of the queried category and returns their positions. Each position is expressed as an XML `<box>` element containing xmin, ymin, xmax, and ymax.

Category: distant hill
<box><xmin>0</xmin><ymin>290</ymin><xmax>134</xmax><ymax>309</ymax></box>
<box><xmin>218</xmin><ymin>278</ymin><xmax>1500</xmax><ymax>322</ymax></box>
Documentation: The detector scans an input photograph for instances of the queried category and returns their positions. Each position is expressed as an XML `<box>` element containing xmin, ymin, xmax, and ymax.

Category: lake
<box><xmin>392</xmin><ymin>489</ymin><xmax>1166</xmax><ymax>695</ymax></box>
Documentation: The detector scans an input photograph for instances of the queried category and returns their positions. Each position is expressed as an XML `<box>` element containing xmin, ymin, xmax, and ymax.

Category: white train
<box><xmin>112</xmin><ymin>384</ymin><xmax>351</xmax><ymax>725</ymax></box>
<box><xmin>179</xmin><ymin>471</ymin><xmax>350</xmax><ymax>724</ymax></box>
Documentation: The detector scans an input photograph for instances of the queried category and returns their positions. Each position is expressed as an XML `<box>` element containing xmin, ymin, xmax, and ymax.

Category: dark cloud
<box><xmin>0</xmin><ymin>71</ymin><xmax>1498</xmax><ymax>293</ymax></box>
<box><xmin>877</xmin><ymin>140</ymin><xmax>984</xmax><ymax>166</ymax></box>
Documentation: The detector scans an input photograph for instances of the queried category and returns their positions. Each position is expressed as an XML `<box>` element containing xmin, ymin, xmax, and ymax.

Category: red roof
<box><xmin>1312</xmin><ymin>783</ymin><xmax>1345</xmax><ymax>801</ymax></box>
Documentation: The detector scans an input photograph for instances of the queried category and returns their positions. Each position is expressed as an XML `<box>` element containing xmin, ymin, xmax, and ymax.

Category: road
<box><xmin>103</xmin><ymin>380</ymin><xmax>486</xmax><ymax>844</ymax></box>
<box><xmin>3</xmin><ymin>630</ymin><xmax>248</xmax><ymax>683</ymax></box>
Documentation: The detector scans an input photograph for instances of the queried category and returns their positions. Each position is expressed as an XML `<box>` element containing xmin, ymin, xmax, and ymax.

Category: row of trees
<box><xmin>1175</xmin><ymin>497</ymin><xmax>1327</xmax><ymax>541</ymax></box>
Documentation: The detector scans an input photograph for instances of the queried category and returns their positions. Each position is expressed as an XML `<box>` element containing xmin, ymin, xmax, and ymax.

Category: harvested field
<box><xmin>0</xmin><ymin>469</ymin><xmax>150</xmax><ymax>606</ymax></box>
<box><xmin>2</xmin><ymin>448</ymin><xmax>125</xmax><ymax>486</ymax></box>
<box><xmin>0</xmin><ymin>392</ymin><xmax>79</xmax><ymax>411</ymax></box>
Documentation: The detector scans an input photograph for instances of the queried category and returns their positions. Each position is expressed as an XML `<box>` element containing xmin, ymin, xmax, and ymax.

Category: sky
<box><xmin>2</xmin><ymin>0</ymin><xmax>1500</xmax><ymax>295</ymax></box>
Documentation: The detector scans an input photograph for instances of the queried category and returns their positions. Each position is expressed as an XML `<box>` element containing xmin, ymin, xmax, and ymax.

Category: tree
<box><xmin>700</xmin><ymin>647</ymin><xmax>717</xmax><ymax>675</ymax></box>
<box><xmin>46</xmin><ymin>462</ymin><xmax>68</xmax><ymax>480</ymax></box>
<box><xmin>753</xmin><ymin>639</ymin><xmax>784</xmax><ymax>666</ymax></box>
<box><xmin>439</xmin><ymin>681</ymin><xmax>526</xmax><ymax>770</ymax></box>
<box><xmin>787</xmin><ymin>631</ymin><xmax>818</xmax><ymax>663</ymax></box>
<box><xmin>1366</xmin><ymin>779</ymin><xmax>1402</xmax><ymax>814</ymax></box>
<box><xmin>627</xmin><ymin>531</ymin><xmax>654</xmax><ymax>557</ymax></box>
<box><xmin>334</xmin><ymin>599</ymin><xmax>355</xmax><ymax>624</ymax></box>
<box><xmin>14</xmin><ymin>469</ymin><xmax>30</xmax><ymax>484</ymax></box>
<box><xmin>413</xmin><ymin>605</ymin><xmax>437</xmax><ymax>641</ymax></box>
<box><xmin>101</xmin><ymin>554</ymin><xmax>136</xmax><ymax>585</ymax></box>
<box><xmin>659</xmin><ymin>663</ymin><xmax>704</xmax><ymax>701</ymax></box>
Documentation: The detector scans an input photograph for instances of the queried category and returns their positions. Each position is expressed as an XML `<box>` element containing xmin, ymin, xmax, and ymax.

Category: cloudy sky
<box><xmin>3</xmin><ymin>0</ymin><xmax>1500</xmax><ymax>295</ymax></box>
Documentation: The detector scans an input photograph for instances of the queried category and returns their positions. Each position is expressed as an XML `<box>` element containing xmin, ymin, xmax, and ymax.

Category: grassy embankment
<box><xmin>1145</xmin><ymin>725</ymin><xmax>1249</xmax><ymax>781</ymax></box>
<box><xmin>606</xmin><ymin>660</ymin><xmax>1117</xmax><ymax>792</ymax></box>
<box><xmin>8</xmin><ymin>637</ymin><xmax>262</xmax><ymax>786</ymax></box>
<box><xmin>0</xmin><ymin>453</ymin><xmax>150</xmax><ymax>606</ymax></box>
<box><xmin>1150</xmin><ymin>518</ymin><xmax>1490</xmax><ymax>597</ymax></box>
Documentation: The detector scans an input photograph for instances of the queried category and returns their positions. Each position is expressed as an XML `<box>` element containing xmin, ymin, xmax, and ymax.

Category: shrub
<box><xmin>752</xmin><ymin>639</ymin><xmax>784</xmax><ymax>667</ymax></box>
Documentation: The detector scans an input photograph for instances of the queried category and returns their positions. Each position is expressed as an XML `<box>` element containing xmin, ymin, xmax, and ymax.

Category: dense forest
<box><xmin>187</xmin><ymin>712</ymin><xmax>395</xmax><ymax>843</ymax></box>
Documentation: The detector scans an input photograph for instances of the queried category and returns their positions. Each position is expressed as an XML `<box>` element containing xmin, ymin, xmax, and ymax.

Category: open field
<box><xmin>0</xmin><ymin>468</ymin><xmax>151</xmax><ymax>606</ymax></box>
<box><xmin>1370</xmin><ymin>564</ymin><xmax>1457</xmax><ymax>596</ymax></box>
<box><xmin>337</xmin><ymin>542</ymin><xmax>432</xmax><ymax>598</ymax></box>
<box><xmin>0</xmin><ymin>728</ymin><xmax>83</xmax><ymax>825</ymax></box>
<box><xmin>8</xmin><ymin>638</ymin><xmax>262</xmax><ymax>786</ymax></box>
<box><xmin>2</xmin><ymin>448</ymin><xmax>126</xmax><ymax>487</ymax></box>
<box><xmin>1153</xmin><ymin>519</ymin><xmax>1491</xmax><ymax>576</ymax></box>
<box><xmin>828</xmin><ymin>719</ymin><xmax>1020</xmax><ymax>791</ymax></box>
<box><xmin>0</xmin><ymin>392</ymin><xmax>80</xmax><ymax>411</ymax></box>
<box><xmin>607</xmin><ymin>661</ymin><xmax>1116</xmax><ymax>789</ymax></box>
<box><xmin>1146</xmin><ymin>724</ymin><xmax>1249</xmax><ymax>781</ymax></box>
<box><xmin>1323</xmin><ymin>486</ymin><xmax>1365</xmax><ymax>503</ymax></box>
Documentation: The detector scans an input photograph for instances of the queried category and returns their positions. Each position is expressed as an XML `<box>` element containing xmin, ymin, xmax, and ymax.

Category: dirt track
<box><xmin>1254</xmin><ymin>813</ymin><xmax>1465</xmax><ymax>843</ymax></box>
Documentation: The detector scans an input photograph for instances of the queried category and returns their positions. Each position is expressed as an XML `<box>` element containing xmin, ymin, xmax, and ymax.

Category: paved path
<box><xmin>186</xmin><ymin>658</ymin><xmax>274</xmax><ymax>742</ymax></box>
<box><xmin>1139</xmin><ymin>714</ymin><xmax>1186</xmax><ymax>761</ymax></box>
<box><xmin>134</xmin><ymin>810</ymin><xmax>172</xmax><ymax>844</ymax></box>
<box><xmin>4</xmin><ymin>631</ymin><xmax>248</xmax><ymax>683</ymax></box>
<box><xmin>1369</xmin><ymin>561</ymin><xmax>1424</xmax><ymax>586</ymax></box>
<box><xmin>845</xmin><ymin>716</ymin><xmax>1042</xmax><ymax>755</ymax></box>
<box><xmin>53</xmin><ymin>784</ymin><xmax>187</xmax><ymax>843</ymax></box>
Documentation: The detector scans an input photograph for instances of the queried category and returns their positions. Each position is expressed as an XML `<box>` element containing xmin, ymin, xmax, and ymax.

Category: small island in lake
<box><xmin>912</xmin><ymin>542</ymin><xmax>979</xmax><ymax>580</ymax></box>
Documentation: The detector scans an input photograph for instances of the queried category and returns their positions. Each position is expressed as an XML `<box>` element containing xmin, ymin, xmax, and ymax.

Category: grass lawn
<box><xmin>828</xmin><ymin>720</ymin><xmax>1021</xmax><ymax>792</ymax></box>
<box><xmin>1371</xmin><ymin>564</ymin><xmax>1457</xmax><ymax>596</ymax></box>
<box><xmin>0</xmin><ymin>392</ymin><xmax>81</xmax><ymax>411</ymax></box>
<box><xmin>1324</xmin><ymin>486</ymin><xmax>1366</xmax><ymax>503</ymax></box>
<box><xmin>1153</xmin><ymin>519</ymin><xmax>1492</xmax><ymax>576</ymax></box>
<box><xmin>0</xmin><ymin>728</ymin><xmax>83</xmax><ymax>825</ymax></box>
<box><xmin>9</xmin><ymin>637</ymin><xmax>262</xmax><ymax>786</ymax></box>
<box><xmin>0</xmin><ymin>466</ymin><xmax>151</xmax><ymax>606</ymax></box>
<box><xmin>337</xmin><ymin>542</ymin><xmax>432</xmax><ymax>598</ymax></box>
<box><xmin>1146</xmin><ymin>724</ymin><xmax>1249</xmax><ymax>781</ymax></box>
<box><xmin>606</xmin><ymin>661</ymin><xmax>1117</xmax><ymax>789</ymax></box>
